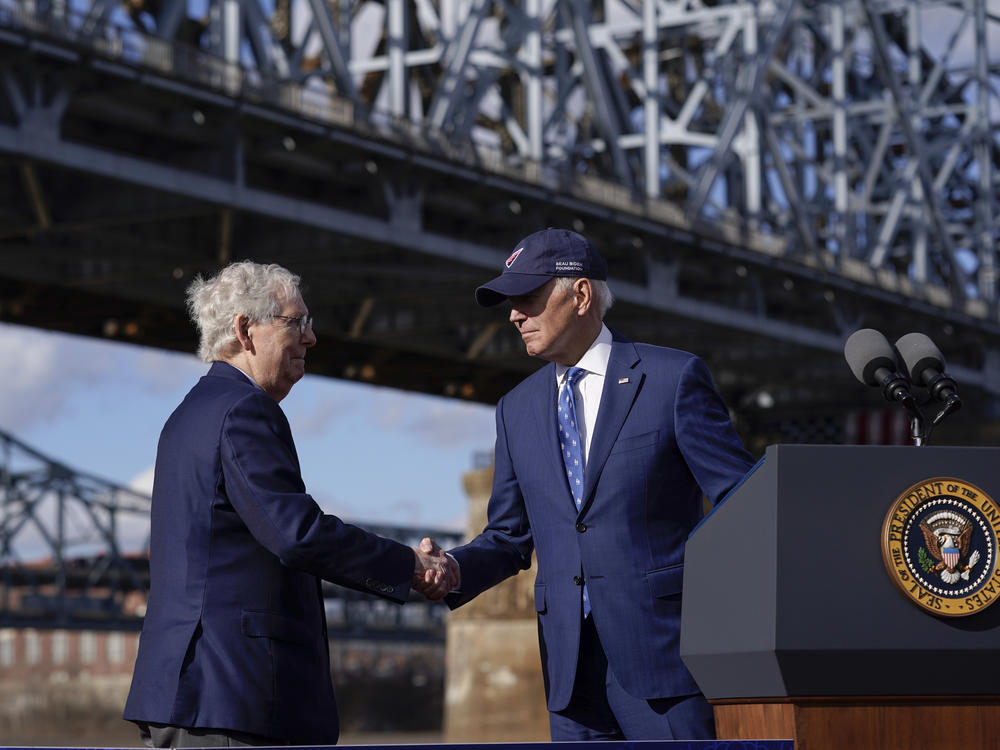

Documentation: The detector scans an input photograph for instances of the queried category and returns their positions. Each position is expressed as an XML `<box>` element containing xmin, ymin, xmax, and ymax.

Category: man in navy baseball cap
<box><xmin>475</xmin><ymin>227</ymin><xmax>609</xmax><ymax>307</ymax></box>
<box><xmin>447</xmin><ymin>228</ymin><xmax>754</xmax><ymax>742</ymax></box>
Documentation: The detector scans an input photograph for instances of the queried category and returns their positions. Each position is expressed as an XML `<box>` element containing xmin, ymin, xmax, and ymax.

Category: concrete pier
<box><xmin>443</xmin><ymin>464</ymin><xmax>548</xmax><ymax>742</ymax></box>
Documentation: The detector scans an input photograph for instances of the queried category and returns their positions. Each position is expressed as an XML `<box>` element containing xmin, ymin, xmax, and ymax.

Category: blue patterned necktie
<box><xmin>559</xmin><ymin>366</ymin><xmax>590</xmax><ymax>616</ymax></box>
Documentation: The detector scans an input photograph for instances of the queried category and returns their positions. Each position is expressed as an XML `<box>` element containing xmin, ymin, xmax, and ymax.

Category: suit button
<box><xmin>573</xmin><ymin>575</ymin><xmax>584</xmax><ymax>586</ymax></box>
<box><xmin>576</xmin><ymin>522</ymin><xmax>587</xmax><ymax>533</ymax></box>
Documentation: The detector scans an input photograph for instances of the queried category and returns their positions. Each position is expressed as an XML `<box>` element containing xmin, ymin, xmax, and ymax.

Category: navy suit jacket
<box><xmin>446</xmin><ymin>333</ymin><xmax>753</xmax><ymax>713</ymax></box>
<box><xmin>123</xmin><ymin>362</ymin><xmax>415</xmax><ymax>744</ymax></box>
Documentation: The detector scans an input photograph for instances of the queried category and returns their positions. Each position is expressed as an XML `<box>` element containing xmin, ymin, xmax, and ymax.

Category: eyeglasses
<box><xmin>272</xmin><ymin>314</ymin><xmax>314</xmax><ymax>335</ymax></box>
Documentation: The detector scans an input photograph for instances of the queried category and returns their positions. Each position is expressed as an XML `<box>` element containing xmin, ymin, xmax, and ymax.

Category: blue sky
<box><xmin>0</xmin><ymin>321</ymin><xmax>498</xmax><ymax>549</ymax></box>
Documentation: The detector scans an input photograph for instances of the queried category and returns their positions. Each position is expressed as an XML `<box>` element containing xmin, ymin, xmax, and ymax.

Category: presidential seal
<box><xmin>882</xmin><ymin>478</ymin><xmax>1000</xmax><ymax>617</ymax></box>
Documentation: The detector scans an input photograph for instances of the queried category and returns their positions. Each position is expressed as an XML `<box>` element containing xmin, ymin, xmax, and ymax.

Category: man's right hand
<box><xmin>411</xmin><ymin>537</ymin><xmax>460</xmax><ymax>602</ymax></box>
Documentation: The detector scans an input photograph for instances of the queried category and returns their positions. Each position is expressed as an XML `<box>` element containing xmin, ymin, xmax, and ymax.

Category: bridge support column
<box><xmin>443</xmin><ymin>463</ymin><xmax>548</xmax><ymax>742</ymax></box>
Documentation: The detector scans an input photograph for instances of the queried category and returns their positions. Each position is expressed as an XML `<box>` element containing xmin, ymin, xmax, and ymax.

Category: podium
<box><xmin>680</xmin><ymin>445</ymin><xmax>1000</xmax><ymax>750</ymax></box>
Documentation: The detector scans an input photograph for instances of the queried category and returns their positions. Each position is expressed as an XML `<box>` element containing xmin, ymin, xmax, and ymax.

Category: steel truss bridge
<box><xmin>0</xmin><ymin>428</ymin><xmax>463</xmax><ymax>639</ymax></box>
<box><xmin>1</xmin><ymin>0</ymin><xmax>999</xmax><ymax>439</ymax></box>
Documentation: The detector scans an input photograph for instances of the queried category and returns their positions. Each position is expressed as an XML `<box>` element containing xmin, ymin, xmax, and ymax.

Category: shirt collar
<box><xmin>219</xmin><ymin>360</ymin><xmax>262</xmax><ymax>390</ymax></box>
<box><xmin>555</xmin><ymin>324</ymin><xmax>613</xmax><ymax>382</ymax></box>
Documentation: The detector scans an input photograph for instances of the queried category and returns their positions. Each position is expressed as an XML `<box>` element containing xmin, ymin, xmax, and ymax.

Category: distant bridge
<box><xmin>0</xmin><ymin>428</ymin><xmax>464</xmax><ymax>640</ymax></box>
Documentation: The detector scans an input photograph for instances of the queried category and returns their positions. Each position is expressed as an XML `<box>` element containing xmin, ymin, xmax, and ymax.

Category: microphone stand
<box><xmin>899</xmin><ymin>378</ymin><xmax>962</xmax><ymax>446</ymax></box>
<box><xmin>910</xmin><ymin>414</ymin><xmax>926</xmax><ymax>447</ymax></box>
<box><xmin>898</xmin><ymin>393</ymin><xmax>961</xmax><ymax>447</ymax></box>
<box><xmin>903</xmin><ymin>399</ymin><xmax>928</xmax><ymax>447</ymax></box>
<box><xmin>880</xmin><ymin>371</ymin><xmax>928</xmax><ymax>446</ymax></box>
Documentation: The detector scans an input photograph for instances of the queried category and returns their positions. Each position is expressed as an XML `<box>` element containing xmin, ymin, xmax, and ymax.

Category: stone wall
<box><xmin>443</xmin><ymin>464</ymin><xmax>549</xmax><ymax>742</ymax></box>
<box><xmin>0</xmin><ymin>628</ymin><xmax>140</xmax><ymax>746</ymax></box>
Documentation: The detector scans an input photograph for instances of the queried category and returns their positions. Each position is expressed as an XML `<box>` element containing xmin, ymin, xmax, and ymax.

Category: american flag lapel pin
<box><xmin>618</xmin><ymin>377</ymin><xmax>629</xmax><ymax>384</ymax></box>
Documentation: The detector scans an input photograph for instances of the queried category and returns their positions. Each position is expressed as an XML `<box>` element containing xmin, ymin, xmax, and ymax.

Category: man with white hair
<box><xmin>124</xmin><ymin>261</ymin><xmax>455</xmax><ymax>747</ymax></box>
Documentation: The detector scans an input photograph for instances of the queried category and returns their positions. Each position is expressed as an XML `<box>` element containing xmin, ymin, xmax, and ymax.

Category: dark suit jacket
<box><xmin>123</xmin><ymin>362</ymin><xmax>414</xmax><ymax>744</ymax></box>
<box><xmin>446</xmin><ymin>333</ymin><xmax>753</xmax><ymax>716</ymax></box>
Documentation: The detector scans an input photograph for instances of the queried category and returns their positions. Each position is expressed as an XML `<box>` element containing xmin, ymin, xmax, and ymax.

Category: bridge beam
<box><xmin>0</xmin><ymin>0</ymin><xmax>999</xmax><ymax>428</ymax></box>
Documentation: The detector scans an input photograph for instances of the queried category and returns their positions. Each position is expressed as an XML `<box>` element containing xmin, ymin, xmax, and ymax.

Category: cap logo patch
<box><xmin>555</xmin><ymin>260</ymin><xmax>584</xmax><ymax>273</ymax></box>
<box><xmin>505</xmin><ymin>248</ymin><xmax>524</xmax><ymax>268</ymax></box>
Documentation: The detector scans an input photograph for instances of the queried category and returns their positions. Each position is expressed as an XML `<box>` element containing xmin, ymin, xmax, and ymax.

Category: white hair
<box><xmin>556</xmin><ymin>277</ymin><xmax>614</xmax><ymax>319</ymax></box>
<box><xmin>186</xmin><ymin>261</ymin><xmax>301</xmax><ymax>362</ymax></box>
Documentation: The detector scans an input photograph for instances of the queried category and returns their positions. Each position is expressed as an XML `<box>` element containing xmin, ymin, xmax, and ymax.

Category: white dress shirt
<box><xmin>554</xmin><ymin>324</ymin><xmax>613</xmax><ymax>468</ymax></box>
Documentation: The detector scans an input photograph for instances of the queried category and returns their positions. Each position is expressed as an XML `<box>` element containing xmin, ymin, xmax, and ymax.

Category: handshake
<box><xmin>411</xmin><ymin>537</ymin><xmax>460</xmax><ymax>602</ymax></box>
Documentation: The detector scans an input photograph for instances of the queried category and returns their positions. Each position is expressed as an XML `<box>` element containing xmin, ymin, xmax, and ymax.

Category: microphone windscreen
<box><xmin>844</xmin><ymin>328</ymin><xmax>897</xmax><ymax>386</ymax></box>
<box><xmin>895</xmin><ymin>332</ymin><xmax>945</xmax><ymax>383</ymax></box>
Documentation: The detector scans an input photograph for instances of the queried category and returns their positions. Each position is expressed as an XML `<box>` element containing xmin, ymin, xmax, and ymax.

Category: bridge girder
<box><xmin>0</xmin><ymin>0</ymin><xmax>998</xmax><ymax>434</ymax></box>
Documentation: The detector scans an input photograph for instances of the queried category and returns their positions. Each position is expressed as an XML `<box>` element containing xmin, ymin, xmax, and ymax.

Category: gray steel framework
<box><xmin>0</xmin><ymin>0</ymin><xmax>999</xmax><ymax>434</ymax></box>
<box><xmin>0</xmin><ymin>428</ymin><xmax>461</xmax><ymax>638</ymax></box>
<box><xmin>0</xmin><ymin>427</ymin><xmax>150</xmax><ymax>628</ymax></box>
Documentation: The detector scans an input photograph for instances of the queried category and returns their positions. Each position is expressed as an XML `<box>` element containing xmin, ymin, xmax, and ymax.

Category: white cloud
<box><xmin>400</xmin><ymin>400</ymin><xmax>496</xmax><ymax>449</ymax></box>
<box><xmin>293</xmin><ymin>379</ymin><xmax>495</xmax><ymax>449</ymax></box>
<box><xmin>372</xmin><ymin>389</ymin><xmax>410</xmax><ymax>430</ymax></box>
<box><xmin>132</xmin><ymin>345</ymin><xmax>205</xmax><ymax>393</ymax></box>
<box><xmin>115</xmin><ymin>512</ymin><xmax>152</xmax><ymax>555</ymax></box>
<box><xmin>356</xmin><ymin>384</ymin><xmax>495</xmax><ymax>448</ymax></box>
<box><xmin>128</xmin><ymin>465</ymin><xmax>156</xmax><ymax>496</ymax></box>
<box><xmin>338</xmin><ymin>496</ymin><xmax>466</xmax><ymax>535</ymax></box>
<box><xmin>0</xmin><ymin>323</ymin><xmax>117</xmax><ymax>432</ymax></box>
<box><xmin>285</xmin><ymin>391</ymin><xmax>361</xmax><ymax>437</ymax></box>
<box><xmin>443</xmin><ymin>510</ymin><xmax>470</xmax><ymax>535</ymax></box>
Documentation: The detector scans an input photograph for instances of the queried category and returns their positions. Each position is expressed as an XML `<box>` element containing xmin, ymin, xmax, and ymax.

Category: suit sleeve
<box><xmin>445</xmin><ymin>395</ymin><xmax>534</xmax><ymax>609</ymax></box>
<box><xmin>220</xmin><ymin>390</ymin><xmax>415</xmax><ymax>602</ymax></box>
<box><xmin>674</xmin><ymin>355</ymin><xmax>755</xmax><ymax>506</ymax></box>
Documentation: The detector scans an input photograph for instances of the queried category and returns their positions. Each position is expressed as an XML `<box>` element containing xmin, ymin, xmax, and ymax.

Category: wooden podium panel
<box><xmin>714</xmin><ymin>696</ymin><xmax>1000</xmax><ymax>750</ymax></box>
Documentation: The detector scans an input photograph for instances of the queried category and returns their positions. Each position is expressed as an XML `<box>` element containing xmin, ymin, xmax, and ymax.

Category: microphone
<box><xmin>894</xmin><ymin>333</ymin><xmax>961</xmax><ymax>422</ymax></box>
<box><xmin>844</xmin><ymin>328</ymin><xmax>914</xmax><ymax>404</ymax></box>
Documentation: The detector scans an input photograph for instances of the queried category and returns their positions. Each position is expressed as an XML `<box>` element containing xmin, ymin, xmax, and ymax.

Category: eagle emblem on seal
<box><xmin>919</xmin><ymin>511</ymin><xmax>981</xmax><ymax>584</ymax></box>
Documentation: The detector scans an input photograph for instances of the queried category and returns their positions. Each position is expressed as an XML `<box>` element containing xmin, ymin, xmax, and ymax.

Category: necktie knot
<box><xmin>565</xmin><ymin>366</ymin><xmax>586</xmax><ymax>389</ymax></box>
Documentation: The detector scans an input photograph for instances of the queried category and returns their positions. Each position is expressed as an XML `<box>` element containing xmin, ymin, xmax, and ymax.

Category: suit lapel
<box><xmin>581</xmin><ymin>339</ymin><xmax>643</xmax><ymax>514</ymax></box>
<box><xmin>527</xmin><ymin>364</ymin><xmax>567</xmax><ymax>496</ymax></box>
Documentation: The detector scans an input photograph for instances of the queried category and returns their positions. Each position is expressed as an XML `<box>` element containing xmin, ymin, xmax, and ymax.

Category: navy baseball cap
<box><xmin>475</xmin><ymin>228</ymin><xmax>608</xmax><ymax>307</ymax></box>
